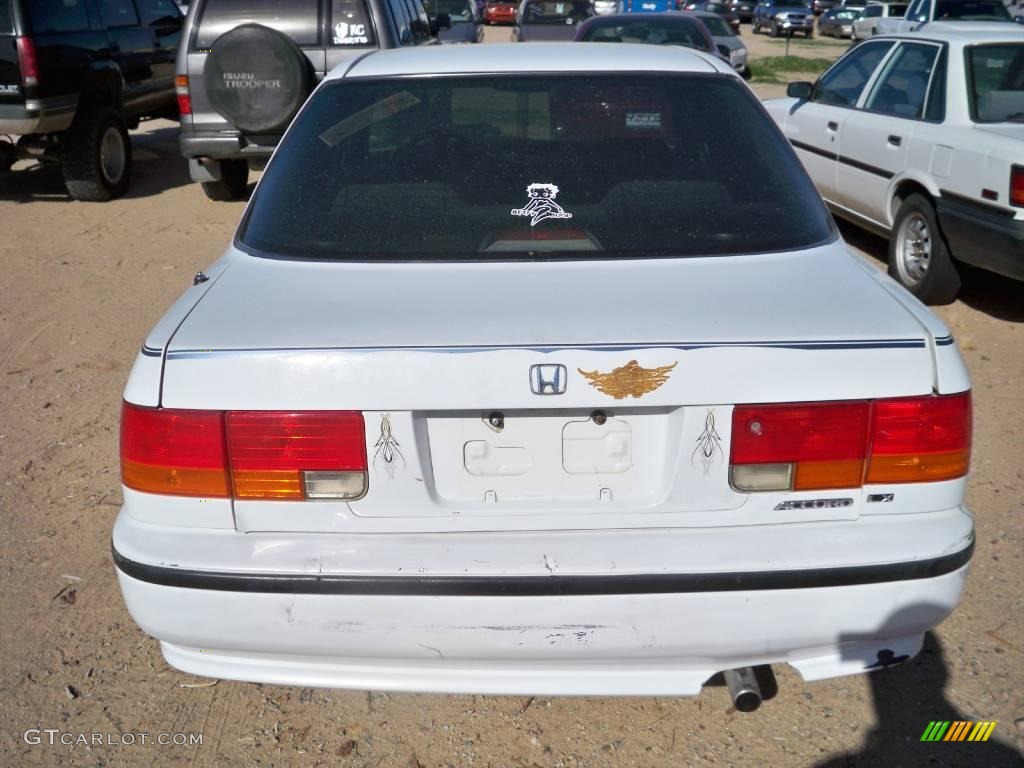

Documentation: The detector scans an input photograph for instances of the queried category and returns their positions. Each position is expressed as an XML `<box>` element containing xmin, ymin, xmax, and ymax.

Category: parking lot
<box><xmin>1</xmin><ymin>25</ymin><xmax>1023</xmax><ymax>768</ymax></box>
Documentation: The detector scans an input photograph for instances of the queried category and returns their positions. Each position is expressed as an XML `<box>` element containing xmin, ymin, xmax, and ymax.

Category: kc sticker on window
<box><xmin>333</xmin><ymin>21</ymin><xmax>369</xmax><ymax>45</ymax></box>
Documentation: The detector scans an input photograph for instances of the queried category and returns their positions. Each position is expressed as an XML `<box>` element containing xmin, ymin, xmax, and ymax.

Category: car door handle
<box><xmin>827</xmin><ymin>121</ymin><xmax>839</xmax><ymax>131</ymax></box>
<box><xmin>887</xmin><ymin>135</ymin><xmax>902</xmax><ymax>147</ymax></box>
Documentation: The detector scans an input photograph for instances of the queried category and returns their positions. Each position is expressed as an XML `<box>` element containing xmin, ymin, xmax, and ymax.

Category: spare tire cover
<box><xmin>204</xmin><ymin>24</ymin><xmax>312</xmax><ymax>134</ymax></box>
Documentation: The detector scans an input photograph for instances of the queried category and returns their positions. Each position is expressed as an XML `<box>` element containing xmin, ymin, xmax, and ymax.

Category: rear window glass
<box><xmin>28</xmin><ymin>0</ymin><xmax>91</xmax><ymax>32</ymax></box>
<box><xmin>239</xmin><ymin>75</ymin><xmax>834</xmax><ymax>261</ymax></box>
<box><xmin>580</xmin><ymin>18</ymin><xmax>710</xmax><ymax>46</ymax></box>
<box><xmin>425</xmin><ymin>0</ymin><xmax>475</xmax><ymax>21</ymax></box>
<box><xmin>521</xmin><ymin>0</ymin><xmax>593</xmax><ymax>24</ymax></box>
<box><xmin>195</xmin><ymin>0</ymin><xmax>320</xmax><ymax>47</ymax></box>
<box><xmin>933</xmin><ymin>0</ymin><xmax>1010</xmax><ymax>18</ymax></box>
<box><xmin>966</xmin><ymin>43</ymin><xmax>1024</xmax><ymax>123</ymax></box>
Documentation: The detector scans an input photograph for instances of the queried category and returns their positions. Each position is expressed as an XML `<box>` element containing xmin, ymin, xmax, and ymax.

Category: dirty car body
<box><xmin>114</xmin><ymin>44</ymin><xmax>974</xmax><ymax>698</ymax></box>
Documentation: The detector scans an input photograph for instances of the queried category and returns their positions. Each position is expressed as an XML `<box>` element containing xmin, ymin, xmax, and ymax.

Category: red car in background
<box><xmin>485</xmin><ymin>0</ymin><xmax>518</xmax><ymax>23</ymax></box>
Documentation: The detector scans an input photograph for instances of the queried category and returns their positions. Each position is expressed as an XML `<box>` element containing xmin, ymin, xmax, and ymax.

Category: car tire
<box><xmin>61</xmin><ymin>107</ymin><xmax>132</xmax><ymax>202</ymax></box>
<box><xmin>200</xmin><ymin>159</ymin><xmax>249</xmax><ymax>201</ymax></box>
<box><xmin>768</xmin><ymin>23</ymin><xmax>778</xmax><ymax>36</ymax></box>
<box><xmin>752</xmin><ymin>19</ymin><xmax>759</xmax><ymax>32</ymax></box>
<box><xmin>888</xmin><ymin>194</ymin><xmax>961</xmax><ymax>305</ymax></box>
<box><xmin>806</xmin><ymin>28</ymin><xmax>813</xmax><ymax>37</ymax></box>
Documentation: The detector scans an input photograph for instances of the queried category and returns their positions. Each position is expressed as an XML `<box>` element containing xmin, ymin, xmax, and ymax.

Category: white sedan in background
<box><xmin>765</xmin><ymin>26</ymin><xmax>1024</xmax><ymax>304</ymax></box>
<box><xmin>114</xmin><ymin>44</ymin><xmax>973</xmax><ymax>707</ymax></box>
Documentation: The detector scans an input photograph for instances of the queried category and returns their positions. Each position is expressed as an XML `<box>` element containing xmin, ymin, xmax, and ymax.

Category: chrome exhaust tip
<box><xmin>724</xmin><ymin>667</ymin><xmax>763</xmax><ymax>712</ymax></box>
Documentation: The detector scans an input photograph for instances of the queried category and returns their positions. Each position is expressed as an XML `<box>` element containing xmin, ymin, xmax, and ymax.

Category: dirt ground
<box><xmin>1</xmin><ymin>28</ymin><xmax>1022</xmax><ymax>768</ymax></box>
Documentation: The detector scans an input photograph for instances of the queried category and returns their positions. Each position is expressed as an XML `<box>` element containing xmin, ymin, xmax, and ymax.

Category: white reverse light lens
<box><xmin>302</xmin><ymin>471</ymin><xmax>367</xmax><ymax>500</ymax></box>
<box><xmin>730</xmin><ymin>463</ymin><xmax>794</xmax><ymax>492</ymax></box>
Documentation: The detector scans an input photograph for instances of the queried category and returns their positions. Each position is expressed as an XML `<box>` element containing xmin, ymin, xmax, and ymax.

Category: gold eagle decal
<box><xmin>577</xmin><ymin>360</ymin><xmax>678</xmax><ymax>400</ymax></box>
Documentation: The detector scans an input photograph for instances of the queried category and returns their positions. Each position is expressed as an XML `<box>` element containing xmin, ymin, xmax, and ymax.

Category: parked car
<box><xmin>114</xmin><ymin>42</ymin><xmax>974</xmax><ymax>705</ymax></box>
<box><xmin>765</xmin><ymin>28</ymin><xmax>1024</xmax><ymax>303</ymax></box>
<box><xmin>0</xmin><ymin>0</ymin><xmax>183</xmax><ymax>200</ymax></box>
<box><xmin>729</xmin><ymin>0</ymin><xmax>757</xmax><ymax>20</ymax></box>
<box><xmin>513</xmin><ymin>0</ymin><xmax>594</xmax><ymax>39</ymax></box>
<box><xmin>484</xmin><ymin>0</ymin><xmax>518</xmax><ymax>22</ymax></box>
<box><xmin>852</xmin><ymin>1</ymin><xmax>908</xmax><ymax>38</ymax></box>
<box><xmin>877</xmin><ymin>0</ymin><xmax>1016</xmax><ymax>31</ymax></box>
<box><xmin>681</xmin><ymin>1</ymin><xmax>743</xmax><ymax>33</ymax></box>
<box><xmin>818</xmin><ymin>6</ymin><xmax>861</xmax><ymax>34</ymax></box>
<box><xmin>688</xmin><ymin>10</ymin><xmax>748</xmax><ymax>72</ymax></box>
<box><xmin>176</xmin><ymin>0</ymin><xmax>440</xmax><ymax>201</ymax></box>
<box><xmin>575</xmin><ymin>11</ymin><xmax>721</xmax><ymax>61</ymax></box>
<box><xmin>427</xmin><ymin>0</ymin><xmax>485</xmax><ymax>41</ymax></box>
<box><xmin>752</xmin><ymin>0</ymin><xmax>815</xmax><ymax>35</ymax></box>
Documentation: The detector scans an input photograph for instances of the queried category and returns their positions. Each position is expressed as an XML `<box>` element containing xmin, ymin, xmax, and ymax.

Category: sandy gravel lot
<box><xmin>1</xmin><ymin>29</ymin><xmax>1022</xmax><ymax>768</ymax></box>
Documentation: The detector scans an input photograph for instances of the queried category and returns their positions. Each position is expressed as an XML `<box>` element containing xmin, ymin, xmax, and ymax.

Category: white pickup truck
<box><xmin>876</xmin><ymin>0</ymin><xmax>1021</xmax><ymax>32</ymax></box>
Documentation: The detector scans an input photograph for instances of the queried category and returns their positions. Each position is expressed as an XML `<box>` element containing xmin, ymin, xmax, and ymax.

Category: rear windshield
<box><xmin>521</xmin><ymin>0</ymin><xmax>592</xmax><ymax>23</ymax></box>
<box><xmin>195</xmin><ymin>0</ymin><xmax>321</xmax><ymax>47</ymax></box>
<box><xmin>579</xmin><ymin>18</ymin><xmax>710</xmax><ymax>46</ymax></box>
<box><xmin>239</xmin><ymin>74</ymin><xmax>835</xmax><ymax>260</ymax></box>
<box><xmin>966</xmin><ymin>43</ymin><xmax>1024</xmax><ymax>123</ymax></box>
<box><xmin>933</xmin><ymin>0</ymin><xmax>1010</xmax><ymax>18</ymax></box>
<box><xmin>425</xmin><ymin>0</ymin><xmax>475</xmax><ymax>20</ymax></box>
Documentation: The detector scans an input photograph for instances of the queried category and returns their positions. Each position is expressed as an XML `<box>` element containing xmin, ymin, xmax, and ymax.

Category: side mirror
<box><xmin>430</xmin><ymin>12</ymin><xmax>452</xmax><ymax>33</ymax></box>
<box><xmin>786</xmin><ymin>80</ymin><xmax>813</xmax><ymax>100</ymax></box>
<box><xmin>717</xmin><ymin>43</ymin><xmax>731</xmax><ymax>57</ymax></box>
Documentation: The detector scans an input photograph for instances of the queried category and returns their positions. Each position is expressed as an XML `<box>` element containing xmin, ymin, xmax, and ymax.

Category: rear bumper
<box><xmin>180</xmin><ymin>131</ymin><xmax>277</xmax><ymax>161</ymax></box>
<box><xmin>0</xmin><ymin>98</ymin><xmax>76</xmax><ymax>135</ymax></box>
<box><xmin>112</xmin><ymin>507</ymin><xmax>973</xmax><ymax>695</ymax></box>
<box><xmin>937</xmin><ymin>195</ymin><xmax>1024</xmax><ymax>282</ymax></box>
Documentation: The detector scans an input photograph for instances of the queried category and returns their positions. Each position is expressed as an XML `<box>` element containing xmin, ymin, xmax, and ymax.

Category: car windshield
<box><xmin>698</xmin><ymin>14</ymin><xmax>733</xmax><ymax>34</ymax></box>
<box><xmin>426</xmin><ymin>0</ymin><xmax>474</xmax><ymax>20</ymax></box>
<box><xmin>933</xmin><ymin>0</ymin><xmax>1011</xmax><ymax>18</ymax></box>
<box><xmin>521</xmin><ymin>0</ymin><xmax>592</xmax><ymax>23</ymax></box>
<box><xmin>967</xmin><ymin>43</ymin><xmax>1024</xmax><ymax>123</ymax></box>
<box><xmin>239</xmin><ymin>75</ymin><xmax>834</xmax><ymax>260</ymax></box>
<box><xmin>579</xmin><ymin>19</ymin><xmax>710</xmax><ymax>46</ymax></box>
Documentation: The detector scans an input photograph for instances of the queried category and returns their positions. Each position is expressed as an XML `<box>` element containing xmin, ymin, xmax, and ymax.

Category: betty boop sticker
<box><xmin>510</xmin><ymin>183</ymin><xmax>574</xmax><ymax>227</ymax></box>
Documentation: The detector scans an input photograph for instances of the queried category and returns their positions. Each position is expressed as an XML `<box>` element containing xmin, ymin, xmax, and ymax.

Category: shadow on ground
<box><xmin>814</xmin><ymin>619</ymin><xmax>1020</xmax><ymax>767</ymax></box>
<box><xmin>0</xmin><ymin>125</ymin><xmax>190</xmax><ymax>203</ymax></box>
<box><xmin>837</xmin><ymin>219</ymin><xmax>1024</xmax><ymax>324</ymax></box>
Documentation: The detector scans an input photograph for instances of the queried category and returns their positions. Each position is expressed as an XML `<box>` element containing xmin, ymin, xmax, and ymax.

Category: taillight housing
<box><xmin>121</xmin><ymin>403</ymin><xmax>367</xmax><ymax>500</ymax></box>
<box><xmin>730</xmin><ymin>392</ymin><xmax>970</xmax><ymax>493</ymax></box>
<box><xmin>1011</xmin><ymin>165</ymin><xmax>1024</xmax><ymax>209</ymax></box>
<box><xmin>16</xmin><ymin>37</ymin><xmax>39</xmax><ymax>87</ymax></box>
<box><xmin>175</xmin><ymin>75</ymin><xmax>191</xmax><ymax>116</ymax></box>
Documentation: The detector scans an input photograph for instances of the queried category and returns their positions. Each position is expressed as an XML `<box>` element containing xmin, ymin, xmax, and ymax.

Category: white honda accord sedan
<box><xmin>113</xmin><ymin>44</ymin><xmax>974</xmax><ymax>706</ymax></box>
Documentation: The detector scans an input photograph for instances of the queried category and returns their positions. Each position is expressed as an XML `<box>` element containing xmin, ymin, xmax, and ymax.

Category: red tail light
<box><xmin>121</xmin><ymin>404</ymin><xmax>367</xmax><ymax>500</ymax></box>
<box><xmin>730</xmin><ymin>392</ymin><xmax>970</xmax><ymax>492</ymax></box>
<box><xmin>227</xmin><ymin>411</ymin><xmax>367</xmax><ymax>500</ymax></box>
<box><xmin>1011</xmin><ymin>165</ymin><xmax>1024</xmax><ymax>209</ymax></box>
<box><xmin>121</xmin><ymin>404</ymin><xmax>229</xmax><ymax>498</ymax></box>
<box><xmin>175</xmin><ymin>75</ymin><xmax>192</xmax><ymax>116</ymax></box>
<box><xmin>16</xmin><ymin>37</ymin><xmax>39</xmax><ymax>87</ymax></box>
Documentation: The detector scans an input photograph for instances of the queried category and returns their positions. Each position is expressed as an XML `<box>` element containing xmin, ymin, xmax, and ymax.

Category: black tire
<box><xmin>61</xmin><ymin>108</ymin><xmax>131</xmax><ymax>201</ymax></box>
<box><xmin>204</xmin><ymin>24</ymin><xmax>312</xmax><ymax>135</ymax></box>
<box><xmin>200</xmin><ymin>159</ymin><xmax>249</xmax><ymax>201</ymax></box>
<box><xmin>888</xmin><ymin>194</ymin><xmax>961</xmax><ymax>305</ymax></box>
<box><xmin>806</xmin><ymin>29</ymin><xmax>813</xmax><ymax>37</ymax></box>
<box><xmin>768</xmin><ymin>23</ymin><xmax>778</xmax><ymax>37</ymax></box>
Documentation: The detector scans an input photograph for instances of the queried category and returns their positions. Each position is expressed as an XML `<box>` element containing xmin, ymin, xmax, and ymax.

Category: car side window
<box><xmin>387</xmin><ymin>0</ymin><xmax>414</xmax><ymax>43</ymax></box>
<box><xmin>813</xmin><ymin>41</ymin><xmax>894</xmax><ymax>107</ymax></box>
<box><xmin>864</xmin><ymin>4</ymin><xmax>881</xmax><ymax>15</ymax></box>
<box><xmin>923</xmin><ymin>47</ymin><xmax>946</xmax><ymax>121</ymax></box>
<box><xmin>864</xmin><ymin>42</ymin><xmax>939</xmax><ymax>119</ymax></box>
<box><xmin>27</xmin><ymin>0</ymin><xmax>91</xmax><ymax>32</ymax></box>
<box><xmin>134</xmin><ymin>0</ymin><xmax>180</xmax><ymax>25</ymax></box>
<box><xmin>331</xmin><ymin>0</ymin><xmax>376</xmax><ymax>45</ymax></box>
<box><xmin>404</xmin><ymin>0</ymin><xmax>432</xmax><ymax>41</ymax></box>
<box><xmin>97</xmin><ymin>0</ymin><xmax>141</xmax><ymax>27</ymax></box>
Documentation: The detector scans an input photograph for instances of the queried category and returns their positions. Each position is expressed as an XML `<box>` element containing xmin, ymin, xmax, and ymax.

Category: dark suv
<box><xmin>178</xmin><ymin>0</ymin><xmax>441</xmax><ymax>200</ymax></box>
<box><xmin>0</xmin><ymin>0</ymin><xmax>183</xmax><ymax>200</ymax></box>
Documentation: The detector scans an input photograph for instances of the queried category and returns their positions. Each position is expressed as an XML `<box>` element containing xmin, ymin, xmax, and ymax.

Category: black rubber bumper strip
<box><xmin>112</xmin><ymin>539</ymin><xmax>973</xmax><ymax>597</ymax></box>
